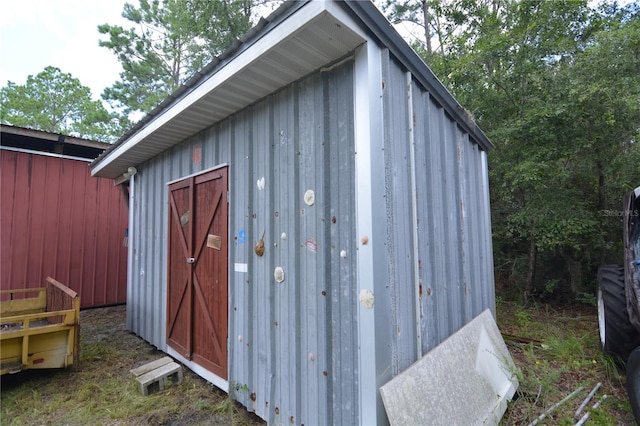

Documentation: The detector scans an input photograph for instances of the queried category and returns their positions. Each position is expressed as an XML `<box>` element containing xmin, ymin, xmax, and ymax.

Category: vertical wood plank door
<box><xmin>167</xmin><ymin>167</ymin><xmax>228</xmax><ymax>379</ymax></box>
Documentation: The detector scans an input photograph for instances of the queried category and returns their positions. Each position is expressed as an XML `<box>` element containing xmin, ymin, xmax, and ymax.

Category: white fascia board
<box><xmin>324</xmin><ymin>0</ymin><xmax>367</xmax><ymax>39</ymax></box>
<box><xmin>93</xmin><ymin>1</ymin><xmax>347</xmax><ymax>178</ymax></box>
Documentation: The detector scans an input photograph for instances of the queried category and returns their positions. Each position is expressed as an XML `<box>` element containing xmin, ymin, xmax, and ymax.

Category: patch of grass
<box><xmin>498</xmin><ymin>300</ymin><xmax>634</xmax><ymax>424</ymax></box>
<box><xmin>1</xmin><ymin>369</ymin><xmax>179</xmax><ymax>425</ymax></box>
<box><xmin>213</xmin><ymin>395</ymin><xmax>236</xmax><ymax>414</ymax></box>
<box><xmin>515</xmin><ymin>306</ymin><xmax>532</xmax><ymax>329</ymax></box>
<box><xmin>519</xmin><ymin>352</ymin><xmax>563</xmax><ymax>398</ymax></box>
<box><xmin>544</xmin><ymin>333</ymin><xmax>584</xmax><ymax>363</ymax></box>
<box><xmin>599</xmin><ymin>353</ymin><xmax>625</xmax><ymax>386</ymax></box>
<box><xmin>80</xmin><ymin>341</ymin><xmax>118</xmax><ymax>362</ymax></box>
<box><xmin>192</xmin><ymin>397</ymin><xmax>214</xmax><ymax>412</ymax></box>
<box><xmin>1</xmin><ymin>306</ymin><xmax>262</xmax><ymax>426</ymax></box>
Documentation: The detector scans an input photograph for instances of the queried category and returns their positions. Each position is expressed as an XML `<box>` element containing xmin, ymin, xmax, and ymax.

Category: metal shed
<box><xmin>1</xmin><ymin>125</ymin><xmax>128</xmax><ymax>308</ymax></box>
<box><xmin>91</xmin><ymin>1</ymin><xmax>495</xmax><ymax>424</ymax></box>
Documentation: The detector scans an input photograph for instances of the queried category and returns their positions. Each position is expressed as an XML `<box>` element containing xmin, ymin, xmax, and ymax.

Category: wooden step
<box><xmin>130</xmin><ymin>356</ymin><xmax>173</xmax><ymax>377</ymax></box>
<box><xmin>130</xmin><ymin>357</ymin><xmax>183</xmax><ymax>396</ymax></box>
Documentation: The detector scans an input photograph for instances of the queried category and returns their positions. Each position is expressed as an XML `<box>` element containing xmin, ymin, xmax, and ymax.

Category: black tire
<box><xmin>627</xmin><ymin>347</ymin><xmax>640</xmax><ymax>424</ymax></box>
<box><xmin>597</xmin><ymin>265</ymin><xmax>640</xmax><ymax>365</ymax></box>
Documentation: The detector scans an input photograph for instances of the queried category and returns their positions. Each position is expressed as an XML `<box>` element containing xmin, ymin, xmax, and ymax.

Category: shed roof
<box><xmin>91</xmin><ymin>0</ymin><xmax>491</xmax><ymax>180</ymax></box>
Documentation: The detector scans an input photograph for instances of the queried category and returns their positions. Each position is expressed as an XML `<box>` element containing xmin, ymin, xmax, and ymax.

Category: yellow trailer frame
<box><xmin>0</xmin><ymin>277</ymin><xmax>80</xmax><ymax>375</ymax></box>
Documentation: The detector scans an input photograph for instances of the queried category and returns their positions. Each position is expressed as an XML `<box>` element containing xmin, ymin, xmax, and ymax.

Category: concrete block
<box><xmin>380</xmin><ymin>309</ymin><xmax>519</xmax><ymax>425</ymax></box>
<box><xmin>131</xmin><ymin>357</ymin><xmax>183</xmax><ymax>396</ymax></box>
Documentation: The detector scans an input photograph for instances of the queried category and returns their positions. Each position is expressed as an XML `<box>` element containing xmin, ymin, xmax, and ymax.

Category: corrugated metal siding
<box><xmin>377</xmin><ymin>50</ymin><xmax>495</xmax><ymax>378</ymax></box>
<box><xmin>128</xmin><ymin>61</ymin><xmax>357</xmax><ymax>425</ymax></box>
<box><xmin>1</xmin><ymin>149</ymin><xmax>128</xmax><ymax>308</ymax></box>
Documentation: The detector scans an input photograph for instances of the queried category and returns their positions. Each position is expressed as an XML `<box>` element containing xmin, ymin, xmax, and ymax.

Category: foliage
<box><xmin>393</xmin><ymin>0</ymin><xmax>640</xmax><ymax>300</ymax></box>
<box><xmin>380</xmin><ymin>0</ymin><xmax>432</xmax><ymax>51</ymax></box>
<box><xmin>497</xmin><ymin>301</ymin><xmax>633</xmax><ymax>424</ymax></box>
<box><xmin>0</xmin><ymin>66</ymin><xmax>128</xmax><ymax>142</ymax></box>
<box><xmin>98</xmin><ymin>0</ymin><xmax>255</xmax><ymax>116</ymax></box>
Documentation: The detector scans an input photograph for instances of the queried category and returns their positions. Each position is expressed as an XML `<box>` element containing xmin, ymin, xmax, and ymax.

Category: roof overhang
<box><xmin>1</xmin><ymin>124</ymin><xmax>110</xmax><ymax>160</ymax></box>
<box><xmin>1</xmin><ymin>125</ymin><xmax>109</xmax><ymax>150</ymax></box>
<box><xmin>91</xmin><ymin>1</ymin><xmax>366</xmax><ymax>179</ymax></box>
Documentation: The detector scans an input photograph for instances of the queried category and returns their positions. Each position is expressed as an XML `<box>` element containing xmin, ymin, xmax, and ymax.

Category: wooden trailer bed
<box><xmin>0</xmin><ymin>277</ymin><xmax>80</xmax><ymax>375</ymax></box>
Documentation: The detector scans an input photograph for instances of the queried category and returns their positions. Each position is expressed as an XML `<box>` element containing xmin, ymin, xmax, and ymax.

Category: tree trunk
<box><xmin>566</xmin><ymin>253</ymin><xmax>582</xmax><ymax>297</ymax></box>
<box><xmin>525</xmin><ymin>233</ymin><xmax>537</xmax><ymax>305</ymax></box>
<box><xmin>422</xmin><ymin>0</ymin><xmax>432</xmax><ymax>54</ymax></box>
<box><xmin>595</xmin><ymin>146</ymin><xmax>607</xmax><ymax>264</ymax></box>
<box><xmin>596</xmin><ymin>159</ymin><xmax>605</xmax><ymax>211</ymax></box>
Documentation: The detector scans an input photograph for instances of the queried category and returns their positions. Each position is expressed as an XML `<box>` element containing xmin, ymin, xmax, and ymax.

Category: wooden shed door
<box><xmin>167</xmin><ymin>167</ymin><xmax>228</xmax><ymax>379</ymax></box>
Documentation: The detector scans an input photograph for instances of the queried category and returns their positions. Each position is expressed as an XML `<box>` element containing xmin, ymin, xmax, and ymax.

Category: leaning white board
<box><xmin>380</xmin><ymin>309</ymin><xmax>519</xmax><ymax>425</ymax></box>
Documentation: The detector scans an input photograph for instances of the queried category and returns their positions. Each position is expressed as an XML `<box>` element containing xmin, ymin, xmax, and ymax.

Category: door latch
<box><xmin>186</xmin><ymin>257</ymin><xmax>195</xmax><ymax>264</ymax></box>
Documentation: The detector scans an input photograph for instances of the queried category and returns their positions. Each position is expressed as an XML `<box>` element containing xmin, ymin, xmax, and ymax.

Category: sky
<box><xmin>0</xmin><ymin>0</ymin><xmax>130</xmax><ymax>101</ymax></box>
<box><xmin>0</xmin><ymin>0</ymin><xmax>291</xmax><ymax>103</ymax></box>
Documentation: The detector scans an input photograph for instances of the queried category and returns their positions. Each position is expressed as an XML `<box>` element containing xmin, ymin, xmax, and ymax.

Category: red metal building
<box><xmin>1</xmin><ymin>126</ymin><xmax>128</xmax><ymax>308</ymax></box>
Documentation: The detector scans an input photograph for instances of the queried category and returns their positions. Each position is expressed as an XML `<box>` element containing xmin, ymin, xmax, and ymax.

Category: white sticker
<box><xmin>234</xmin><ymin>263</ymin><xmax>248</xmax><ymax>273</ymax></box>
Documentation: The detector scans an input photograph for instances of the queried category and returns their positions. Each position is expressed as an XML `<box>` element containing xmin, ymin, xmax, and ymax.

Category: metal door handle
<box><xmin>186</xmin><ymin>257</ymin><xmax>195</xmax><ymax>264</ymax></box>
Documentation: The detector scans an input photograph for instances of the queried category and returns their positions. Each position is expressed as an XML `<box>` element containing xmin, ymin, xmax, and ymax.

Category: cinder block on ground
<box><xmin>380</xmin><ymin>309</ymin><xmax>519</xmax><ymax>425</ymax></box>
<box><xmin>130</xmin><ymin>356</ymin><xmax>183</xmax><ymax>396</ymax></box>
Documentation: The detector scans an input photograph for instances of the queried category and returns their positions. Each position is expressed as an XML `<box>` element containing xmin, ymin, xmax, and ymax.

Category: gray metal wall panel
<box><xmin>325</xmin><ymin>64</ymin><xmax>359</xmax><ymax>426</ymax></box>
<box><xmin>380</xmin><ymin>52</ymin><xmax>419</xmax><ymax>376</ymax></box>
<box><xmin>379</xmin><ymin>51</ymin><xmax>495</xmax><ymax>376</ymax></box>
<box><xmin>128</xmin><ymin>61</ymin><xmax>357</xmax><ymax>425</ymax></box>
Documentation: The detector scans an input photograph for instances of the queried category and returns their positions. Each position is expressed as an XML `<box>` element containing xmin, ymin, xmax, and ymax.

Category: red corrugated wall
<box><xmin>1</xmin><ymin>149</ymin><xmax>128</xmax><ymax>308</ymax></box>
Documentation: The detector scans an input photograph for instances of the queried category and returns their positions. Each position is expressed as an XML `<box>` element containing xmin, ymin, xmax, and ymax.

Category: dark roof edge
<box><xmin>344</xmin><ymin>1</ymin><xmax>493</xmax><ymax>151</ymax></box>
<box><xmin>0</xmin><ymin>124</ymin><xmax>111</xmax><ymax>149</ymax></box>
